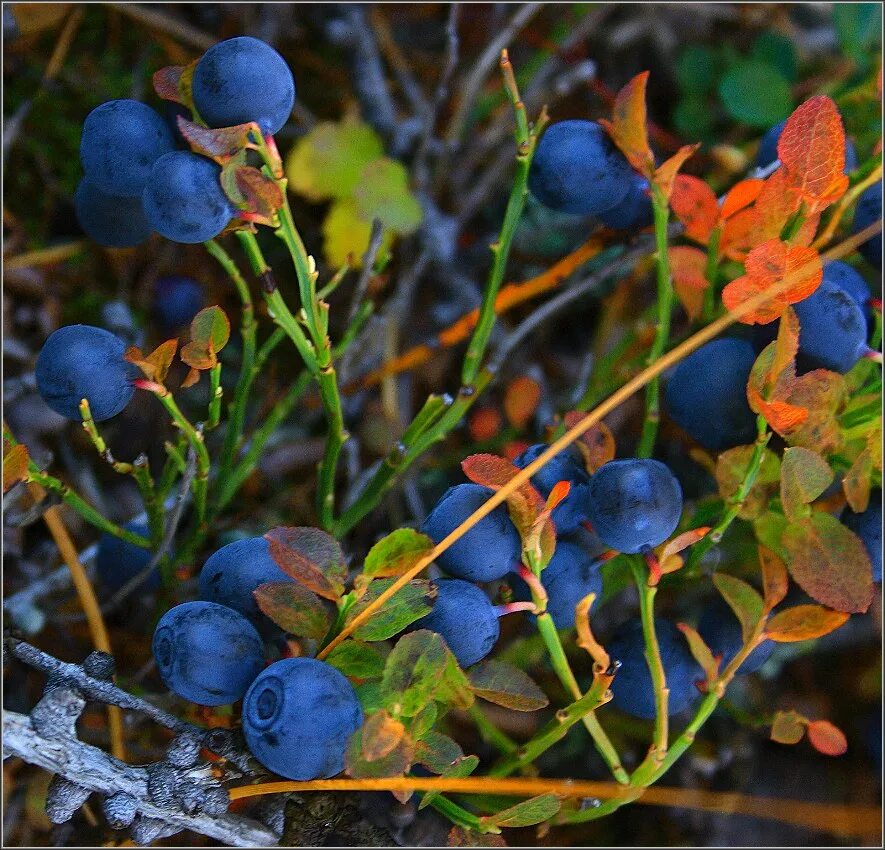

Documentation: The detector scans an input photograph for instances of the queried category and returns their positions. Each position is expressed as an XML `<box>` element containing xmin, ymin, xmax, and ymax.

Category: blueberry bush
<box><xmin>3</xmin><ymin>5</ymin><xmax>882</xmax><ymax>847</ymax></box>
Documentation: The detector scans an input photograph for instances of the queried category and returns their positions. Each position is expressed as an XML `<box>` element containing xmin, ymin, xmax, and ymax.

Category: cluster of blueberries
<box><xmin>75</xmin><ymin>36</ymin><xmax>295</xmax><ymax>247</ymax></box>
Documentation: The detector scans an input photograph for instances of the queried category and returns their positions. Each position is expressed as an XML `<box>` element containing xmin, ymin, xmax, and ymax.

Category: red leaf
<box><xmin>598</xmin><ymin>72</ymin><xmax>655</xmax><ymax>177</ymax></box>
<box><xmin>669</xmin><ymin>245</ymin><xmax>709</xmax><ymax>321</ymax></box>
<box><xmin>562</xmin><ymin>413</ymin><xmax>616</xmax><ymax>472</ymax></box>
<box><xmin>253</xmin><ymin>581</ymin><xmax>333</xmax><ymax>640</ymax></box>
<box><xmin>670</xmin><ymin>175</ymin><xmax>718</xmax><ymax>244</ymax></box>
<box><xmin>744</xmin><ymin>240</ymin><xmax>823</xmax><ymax>305</ymax></box>
<box><xmin>722</xmin><ymin>274</ymin><xmax>786</xmax><ymax>326</ymax></box>
<box><xmin>503</xmin><ymin>376</ymin><xmax>541</xmax><ymax>429</ymax></box>
<box><xmin>807</xmin><ymin>720</ymin><xmax>848</xmax><ymax>756</ymax></box>
<box><xmin>152</xmin><ymin>65</ymin><xmax>185</xmax><ymax>104</ymax></box>
<box><xmin>234</xmin><ymin>166</ymin><xmax>285</xmax><ymax>220</ymax></box>
<box><xmin>264</xmin><ymin>526</ymin><xmax>347</xmax><ymax>601</ymax></box>
<box><xmin>178</xmin><ymin>117</ymin><xmax>259</xmax><ymax>161</ymax></box>
<box><xmin>468</xmin><ymin>408</ymin><xmax>502</xmax><ymax>442</ymax></box>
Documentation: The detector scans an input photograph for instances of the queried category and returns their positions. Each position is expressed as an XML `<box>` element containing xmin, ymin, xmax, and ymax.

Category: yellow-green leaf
<box><xmin>780</xmin><ymin>447</ymin><xmax>833</xmax><ymax>522</ymax></box>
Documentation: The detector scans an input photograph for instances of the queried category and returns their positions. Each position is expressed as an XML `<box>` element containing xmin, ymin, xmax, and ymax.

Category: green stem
<box><xmin>468</xmin><ymin>704</ymin><xmax>519</xmax><ymax>756</ymax></box>
<box><xmin>427</xmin><ymin>794</ymin><xmax>484</xmax><ymax>831</ymax></box>
<box><xmin>702</xmin><ymin>225</ymin><xmax>721</xmax><ymax>323</ymax></box>
<box><xmin>686</xmin><ymin>415</ymin><xmax>770</xmax><ymax>570</ymax></box>
<box><xmin>158</xmin><ymin>436</ymin><xmax>188</xmax><ymax>500</ymax></box>
<box><xmin>637</xmin><ymin>184</ymin><xmax>673</xmax><ymax>459</ymax></box>
<box><xmin>207</xmin><ymin>362</ymin><xmax>223</xmax><ymax>430</ymax></box>
<box><xmin>628</xmin><ymin>557</ymin><xmax>668</xmax><ymax>774</ymax></box>
<box><xmin>132</xmin><ymin>456</ymin><xmax>163</xmax><ymax>545</ymax></box>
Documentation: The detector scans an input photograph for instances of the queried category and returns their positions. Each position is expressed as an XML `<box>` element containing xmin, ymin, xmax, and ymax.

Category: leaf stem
<box><xmin>702</xmin><ymin>225</ymin><xmax>721</xmax><ymax>323</ymax></box>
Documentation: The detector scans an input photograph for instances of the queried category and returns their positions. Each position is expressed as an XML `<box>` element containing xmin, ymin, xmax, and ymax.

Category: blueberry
<box><xmin>608</xmin><ymin>618</ymin><xmax>702</xmax><ymax>718</ymax></box>
<box><xmin>842</xmin><ymin>490</ymin><xmax>882</xmax><ymax>583</ymax></box>
<box><xmin>142</xmin><ymin>151</ymin><xmax>234</xmax><ymax>244</ymax></box>
<box><xmin>528</xmin><ymin>120</ymin><xmax>633</xmax><ymax>216</ymax></box>
<box><xmin>697</xmin><ymin>597</ymin><xmax>774</xmax><ymax>675</ymax></box>
<box><xmin>164</xmin><ymin>102</ymin><xmax>192</xmax><ymax>147</ymax></box>
<box><xmin>152</xmin><ymin>276</ymin><xmax>205</xmax><ymax>332</ymax></box>
<box><xmin>422</xmin><ymin>483</ymin><xmax>521</xmax><ymax>582</ymax></box>
<box><xmin>586</xmin><ymin>459</ymin><xmax>683</xmax><ymax>555</ymax></box>
<box><xmin>35</xmin><ymin>324</ymin><xmax>137</xmax><ymax>421</ymax></box>
<box><xmin>510</xmin><ymin>530</ymin><xmax>603</xmax><ymax>629</ymax></box>
<box><xmin>74</xmin><ymin>179</ymin><xmax>152</xmax><ymax>248</ymax></box>
<box><xmin>513</xmin><ymin>444</ymin><xmax>592</xmax><ymax>534</ymax></box>
<box><xmin>242</xmin><ymin>657</ymin><xmax>363</xmax><ymax>780</ymax></box>
<box><xmin>96</xmin><ymin>521</ymin><xmax>161</xmax><ymax>594</ymax></box>
<box><xmin>664</xmin><ymin>338</ymin><xmax>758</xmax><ymax>451</ymax></box>
<box><xmin>192</xmin><ymin>36</ymin><xmax>296</xmax><ymax>135</ymax></box>
<box><xmin>412</xmin><ymin>579</ymin><xmax>499</xmax><ymax>667</ymax></box>
<box><xmin>152</xmin><ymin>601</ymin><xmax>264</xmax><ymax>705</ymax></box>
<box><xmin>820</xmin><ymin>260</ymin><xmax>874</xmax><ymax>325</ymax></box>
<box><xmin>852</xmin><ymin>181</ymin><xmax>882</xmax><ymax>270</ymax></box>
<box><xmin>756</xmin><ymin>119</ymin><xmax>858</xmax><ymax>173</ymax></box>
<box><xmin>80</xmin><ymin>99</ymin><xmax>175</xmax><ymax>196</ymax></box>
<box><xmin>598</xmin><ymin>173</ymin><xmax>653</xmax><ymax>230</ymax></box>
<box><xmin>198</xmin><ymin>537</ymin><xmax>294</xmax><ymax>633</ymax></box>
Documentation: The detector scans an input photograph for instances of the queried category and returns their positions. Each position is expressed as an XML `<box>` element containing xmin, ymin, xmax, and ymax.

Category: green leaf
<box><xmin>479</xmin><ymin>794</ymin><xmax>562</xmax><ymax>829</ymax></box>
<box><xmin>252</xmin><ymin>581</ymin><xmax>332</xmax><ymax>640</ymax></box>
<box><xmin>780</xmin><ymin>447</ymin><xmax>833</xmax><ymax>522</ymax></box>
<box><xmin>382</xmin><ymin>630</ymin><xmax>450</xmax><ymax>717</ymax></box>
<box><xmin>363</xmin><ymin>528</ymin><xmax>435</xmax><ymax>578</ymax></box>
<box><xmin>750</xmin><ymin>32</ymin><xmax>797</xmax><ymax>83</ymax></box>
<box><xmin>181</xmin><ymin>306</ymin><xmax>231</xmax><ymax>370</ymax></box>
<box><xmin>467</xmin><ymin>660</ymin><xmax>549</xmax><ymax>711</ymax></box>
<box><xmin>417</xmin><ymin>753</ymin><xmax>479</xmax><ymax>810</ymax></box>
<box><xmin>719</xmin><ymin>60</ymin><xmax>792</xmax><ymax>128</ymax></box>
<box><xmin>322</xmin><ymin>197</ymin><xmax>393</xmax><ymax>269</ymax></box>
<box><xmin>676</xmin><ymin>45</ymin><xmax>719</xmax><ymax>94</ymax></box>
<box><xmin>673</xmin><ymin>95</ymin><xmax>715</xmax><ymax>144</ymax></box>
<box><xmin>345</xmin><ymin>725</ymin><xmax>413</xmax><ymax>779</ymax></box>
<box><xmin>285</xmin><ymin>118</ymin><xmax>384</xmax><ymax>202</ymax></box>
<box><xmin>782</xmin><ymin>512</ymin><xmax>874</xmax><ymax>613</ymax></box>
<box><xmin>324</xmin><ymin>640</ymin><xmax>387</xmax><ymax>680</ymax></box>
<box><xmin>408</xmin><ymin>702</ymin><xmax>438</xmax><ymax>741</ymax></box>
<box><xmin>354</xmin><ymin>680</ymin><xmax>386</xmax><ymax>714</ymax></box>
<box><xmin>713</xmin><ymin>573</ymin><xmax>764</xmax><ymax>642</ymax></box>
<box><xmin>348</xmin><ymin>579</ymin><xmax>434</xmax><ymax>642</ymax></box>
<box><xmin>752</xmin><ymin>510</ymin><xmax>790</xmax><ymax>560</ymax></box>
<box><xmin>716</xmin><ymin>445</ymin><xmax>781</xmax><ymax>520</ymax></box>
<box><xmin>434</xmin><ymin>651</ymin><xmax>476</xmax><ymax>710</ymax></box>
<box><xmin>353</xmin><ymin>157</ymin><xmax>423</xmax><ymax>235</ymax></box>
<box><xmin>833</xmin><ymin>3</ymin><xmax>882</xmax><ymax>65</ymax></box>
<box><xmin>265</xmin><ymin>526</ymin><xmax>347</xmax><ymax>601</ymax></box>
<box><xmin>771</xmin><ymin>709</ymin><xmax>807</xmax><ymax>745</ymax></box>
<box><xmin>413</xmin><ymin>731</ymin><xmax>464</xmax><ymax>774</ymax></box>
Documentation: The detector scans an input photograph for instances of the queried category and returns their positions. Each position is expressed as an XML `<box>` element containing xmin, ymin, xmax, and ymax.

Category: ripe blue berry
<box><xmin>510</xmin><ymin>530</ymin><xmax>603</xmax><ymax>629</ymax></box>
<box><xmin>35</xmin><ymin>324</ymin><xmax>136</xmax><ymax>421</ymax></box>
<box><xmin>74</xmin><ymin>179</ymin><xmax>152</xmax><ymax>248</ymax></box>
<box><xmin>608</xmin><ymin>618</ymin><xmax>702</xmax><ymax>718</ymax></box>
<box><xmin>142</xmin><ymin>151</ymin><xmax>234</xmax><ymax>244</ymax></box>
<box><xmin>153</xmin><ymin>276</ymin><xmax>205</xmax><ymax>332</ymax></box>
<box><xmin>198</xmin><ymin>537</ymin><xmax>294</xmax><ymax>633</ymax></box>
<box><xmin>820</xmin><ymin>260</ymin><xmax>873</xmax><ymax>323</ymax></box>
<box><xmin>152</xmin><ymin>601</ymin><xmax>264</xmax><ymax>705</ymax></box>
<box><xmin>422</xmin><ymin>483</ymin><xmax>521</xmax><ymax>582</ymax></box>
<box><xmin>96</xmin><ymin>521</ymin><xmax>161</xmax><ymax>594</ymax></box>
<box><xmin>242</xmin><ymin>657</ymin><xmax>363</xmax><ymax>780</ymax></box>
<box><xmin>513</xmin><ymin>444</ymin><xmax>591</xmax><ymax>534</ymax></box>
<box><xmin>852</xmin><ymin>181</ymin><xmax>882</xmax><ymax>270</ymax></box>
<box><xmin>587</xmin><ymin>459</ymin><xmax>683</xmax><ymax>555</ymax></box>
<box><xmin>192</xmin><ymin>36</ymin><xmax>296</xmax><ymax>135</ymax></box>
<box><xmin>842</xmin><ymin>490</ymin><xmax>882</xmax><ymax>583</ymax></box>
<box><xmin>528</xmin><ymin>120</ymin><xmax>633</xmax><ymax>216</ymax></box>
<box><xmin>756</xmin><ymin>120</ymin><xmax>858</xmax><ymax>173</ymax></box>
<box><xmin>598</xmin><ymin>173</ymin><xmax>653</xmax><ymax>230</ymax></box>
<box><xmin>413</xmin><ymin>579</ymin><xmax>500</xmax><ymax>667</ymax></box>
<box><xmin>664</xmin><ymin>338</ymin><xmax>758</xmax><ymax>451</ymax></box>
<box><xmin>80</xmin><ymin>99</ymin><xmax>175</xmax><ymax>196</ymax></box>
<box><xmin>697</xmin><ymin>597</ymin><xmax>774</xmax><ymax>675</ymax></box>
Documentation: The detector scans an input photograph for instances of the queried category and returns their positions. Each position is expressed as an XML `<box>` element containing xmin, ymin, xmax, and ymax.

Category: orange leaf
<box><xmin>670</xmin><ymin>175</ymin><xmax>718</xmax><ymax>244</ymax></box>
<box><xmin>361</xmin><ymin>711</ymin><xmax>407</xmax><ymax>762</ymax></box>
<box><xmin>181</xmin><ymin>368</ymin><xmax>200</xmax><ymax>389</ymax></box>
<box><xmin>659</xmin><ymin>527</ymin><xmax>710</xmax><ymax>561</ymax></box>
<box><xmin>720</xmin><ymin>206</ymin><xmax>757</xmax><ymax>262</ymax></box>
<box><xmin>669</xmin><ymin>245</ymin><xmax>709</xmax><ymax>321</ymax></box>
<box><xmin>720</xmin><ymin>179</ymin><xmax>764</xmax><ymax>220</ymax></box>
<box><xmin>744</xmin><ymin>239</ymin><xmax>823</xmax><ymax>305</ymax></box>
<box><xmin>468</xmin><ymin>407</ymin><xmax>503</xmax><ymax>442</ymax></box>
<box><xmin>722</xmin><ymin>274</ymin><xmax>786</xmax><ymax>325</ymax></box>
<box><xmin>747</xmin><ymin>390</ymin><xmax>809</xmax><ymax>433</ymax></box>
<box><xmin>765</xmin><ymin>603</ymin><xmax>849</xmax><ymax>642</ymax></box>
<box><xmin>125</xmin><ymin>339</ymin><xmax>178</xmax><ymax>384</ymax></box>
<box><xmin>807</xmin><ymin>720</ymin><xmax>848</xmax><ymax>756</ymax></box>
<box><xmin>3</xmin><ymin>442</ymin><xmax>29</xmax><ymax>493</ymax></box>
<box><xmin>545</xmin><ymin>481</ymin><xmax>571</xmax><ymax>513</ymax></box>
<box><xmin>503</xmin><ymin>376</ymin><xmax>541</xmax><ymax>430</ymax></box>
<box><xmin>677</xmin><ymin>622</ymin><xmax>719</xmax><ymax>683</ymax></box>
<box><xmin>769</xmin><ymin>306</ymin><xmax>800</xmax><ymax>388</ymax></box>
<box><xmin>759</xmin><ymin>546</ymin><xmax>789</xmax><ymax>612</ymax></box>
<box><xmin>778</xmin><ymin>96</ymin><xmax>849</xmax><ymax>209</ymax></box>
<box><xmin>562</xmin><ymin>413</ymin><xmax>616</xmax><ymax>473</ymax></box>
<box><xmin>598</xmin><ymin>72</ymin><xmax>655</xmax><ymax>177</ymax></box>
<box><xmin>654</xmin><ymin>144</ymin><xmax>701</xmax><ymax>201</ymax></box>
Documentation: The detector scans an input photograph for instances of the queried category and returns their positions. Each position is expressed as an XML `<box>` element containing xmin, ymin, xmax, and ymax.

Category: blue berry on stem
<box><xmin>74</xmin><ymin>179</ymin><xmax>152</xmax><ymax>248</ymax></box>
<box><xmin>819</xmin><ymin>260</ymin><xmax>873</xmax><ymax>324</ymax></box>
<box><xmin>192</xmin><ymin>36</ymin><xmax>296</xmax><ymax>136</ymax></box>
<box><xmin>697</xmin><ymin>597</ymin><xmax>774</xmax><ymax>675</ymax></box>
<box><xmin>528</xmin><ymin>120</ymin><xmax>633</xmax><ymax>216</ymax></box>
<box><xmin>242</xmin><ymin>657</ymin><xmax>363</xmax><ymax>780</ymax></box>
<box><xmin>598</xmin><ymin>173</ymin><xmax>653</xmax><ymax>230</ymax></box>
<box><xmin>153</xmin><ymin>275</ymin><xmax>205</xmax><ymax>333</ymax></box>
<box><xmin>608</xmin><ymin>618</ymin><xmax>702</xmax><ymax>719</ymax></box>
<box><xmin>852</xmin><ymin>181</ymin><xmax>882</xmax><ymax>271</ymax></box>
<box><xmin>841</xmin><ymin>490</ymin><xmax>882</xmax><ymax>583</ymax></box>
<box><xmin>142</xmin><ymin>151</ymin><xmax>234</xmax><ymax>244</ymax></box>
<box><xmin>80</xmin><ymin>99</ymin><xmax>175</xmax><ymax>196</ymax></box>
<box><xmin>664</xmin><ymin>338</ymin><xmax>758</xmax><ymax>451</ymax></box>
<box><xmin>412</xmin><ymin>579</ymin><xmax>500</xmax><ymax>667</ymax></box>
<box><xmin>587</xmin><ymin>459</ymin><xmax>683</xmax><ymax>555</ymax></box>
<box><xmin>422</xmin><ymin>483</ymin><xmax>521</xmax><ymax>582</ymax></box>
<box><xmin>510</xmin><ymin>530</ymin><xmax>603</xmax><ymax>629</ymax></box>
<box><xmin>35</xmin><ymin>324</ymin><xmax>137</xmax><ymax>421</ymax></box>
<box><xmin>152</xmin><ymin>601</ymin><xmax>264</xmax><ymax>705</ymax></box>
<box><xmin>198</xmin><ymin>536</ymin><xmax>294</xmax><ymax>633</ymax></box>
<box><xmin>513</xmin><ymin>444</ymin><xmax>591</xmax><ymax>534</ymax></box>
<box><xmin>96</xmin><ymin>521</ymin><xmax>161</xmax><ymax>593</ymax></box>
